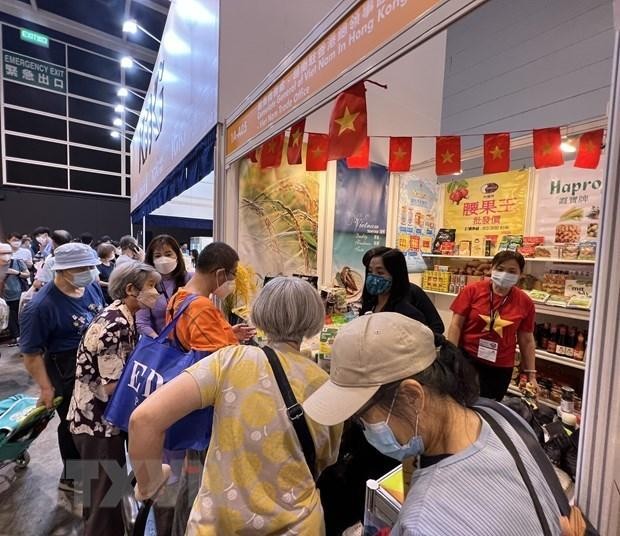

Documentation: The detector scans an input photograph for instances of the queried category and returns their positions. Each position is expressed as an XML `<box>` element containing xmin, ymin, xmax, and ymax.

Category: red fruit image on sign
<box><xmin>447</xmin><ymin>180</ymin><xmax>470</xmax><ymax>205</ymax></box>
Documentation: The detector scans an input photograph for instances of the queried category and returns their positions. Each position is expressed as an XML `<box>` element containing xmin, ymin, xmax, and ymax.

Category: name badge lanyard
<box><xmin>489</xmin><ymin>283</ymin><xmax>511</xmax><ymax>332</ymax></box>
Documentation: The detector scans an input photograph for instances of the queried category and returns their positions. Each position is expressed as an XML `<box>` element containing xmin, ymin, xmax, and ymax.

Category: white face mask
<box><xmin>68</xmin><ymin>268</ymin><xmax>98</xmax><ymax>288</ymax></box>
<box><xmin>154</xmin><ymin>256</ymin><xmax>177</xmax><ymax>275</ymax></box>
<box><xmin>491</xmin><ymin>270</ymin><xmax>519</xmax><ymax>289</ymax></box>
<box><xmin>213</xmin><ymin>269</ymin><xmax>235</xmax><ymax>299</ymax></box>
<box><xmin>137</xmin><ymin>287</ymin><xmax>159</xmax><ymax>309</ymax></box>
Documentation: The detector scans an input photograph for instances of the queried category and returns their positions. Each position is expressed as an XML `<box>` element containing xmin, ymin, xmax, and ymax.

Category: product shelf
<box><xmin>424</xmin><ymin>290</ymin><xmax>591</xmax><ymax>321</ymax></box>
<box><xmin>422</xmin><ymin>254</ymin><xmax>595</xmax><ymax>264</ymax></box>
<box><xmin>507</xmin><ymin>386</ymin><xmax>559</xmax><ymax>410</ymax></box>
<box><xmin>534</xmin><ymin>349</ymin><xmax>586</xmax><ymax>371</ymax></box>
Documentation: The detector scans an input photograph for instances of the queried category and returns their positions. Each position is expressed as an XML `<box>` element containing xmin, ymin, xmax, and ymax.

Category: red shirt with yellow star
<box><xmin>450</xmin><ymin>280</ymin><xmax>536</xmax><ymax>368</ymax></box>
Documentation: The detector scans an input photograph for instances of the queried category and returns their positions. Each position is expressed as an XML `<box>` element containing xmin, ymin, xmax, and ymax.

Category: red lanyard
<box><xmin>489</xmin><ymin>283</ymin><xmax>511</xmax><ymax>331</ymax></box>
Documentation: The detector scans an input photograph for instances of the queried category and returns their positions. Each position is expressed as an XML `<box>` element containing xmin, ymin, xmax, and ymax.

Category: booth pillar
<box><xmin>576</xmin><ymin>30</ymin><xmax>620</xmax><ymax>534</ymax></box>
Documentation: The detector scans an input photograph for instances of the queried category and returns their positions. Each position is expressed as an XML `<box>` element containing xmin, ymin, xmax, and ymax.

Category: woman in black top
<box><xmin>361</xmin><ymin>247</ymin><xmax>444</xmax><ymax>335</ymax></box>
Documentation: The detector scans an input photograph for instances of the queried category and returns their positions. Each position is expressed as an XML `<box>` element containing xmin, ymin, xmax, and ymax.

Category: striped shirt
<box><xmin>391</xmin><ymin>407</ymin><xmax>563</xmax><ymax>535</ymax></box>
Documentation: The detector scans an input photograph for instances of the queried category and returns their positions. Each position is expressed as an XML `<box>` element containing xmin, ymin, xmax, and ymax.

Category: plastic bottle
<box><xmin>556</xmin><ymin>325</ymin><xmax>568</xmax><ymax>356</ymax></box>
<box><xmin>546</xmin><ymin>325</ymin><xmax>558</xmax><ymax>354</ymax></box>
<box><xmin>574</xmin><ymin>332</ymin><xmax>586</xmax><ymax>361</ymax></box>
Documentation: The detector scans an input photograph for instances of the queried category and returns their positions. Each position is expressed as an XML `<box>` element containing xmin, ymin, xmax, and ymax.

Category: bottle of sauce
<box><xmin>561</xmin><ymin>386</ymin><xmax>575</xmax><ymax>414</ymax></box>
<box><xmin>556</xmin><ymin>325</ymin><xmax>568</xmax><ymax>356</ymax></box>
<box><xmin>574</xmin><ymin>331</ymin><xmax>586</xmax><ymax>361</ymax></box>
<box><xmin>540</xmin><ymin>322</ymin><xmax>550</xmax><ymax>350</ymax></box>
<box><xmin>566</xmin><ymin>327</ymin><xmax>577</xmax><ymax>359</ymax></box>
<box><xmin>546</xmin><ymin>324</ymin><xmax>558</xmax><ymax>354</ymax></box>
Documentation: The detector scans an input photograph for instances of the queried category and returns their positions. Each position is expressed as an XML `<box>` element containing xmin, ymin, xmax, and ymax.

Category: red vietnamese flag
<box><xmin>306</xmin><ymin>133</ymin><xmax>329</xmax><ymax>171</ymax></box>
<box><xmin>327</xmin><ymin>81</ymin><xmax>367</xmax><ymax>161</ymax></box>
<box><xmin>483</xmin><ymin>133</ymin><xmax>510</xmax><ymax>174</ymax></box>
<box><xmin>346</xmin><ymin>136</ymin><xmax>370</xmax><ymax>168</ymax></box>
<box><xmin>389</xmin><ymin>137</ymin><xmax>412</xmax><ymax>172</ymax></box>
<box><xmin>247</xmin><ymin>149</ymin><xmax>258</xmax><ymax>163</ymax></box>
<box><xmin>260</xmin><ymin>132</ymin><xmax>285</xmax><ymax>169</ymax></box>
<box><xmin>574</xmin><ymin>129</ymin><xmax>604</xmax><ymax>169</ymax></box>
<box><xmin>435</xmin><ymin>136</ymin><xmax>461</xmax><ymax>175</ymax></box>
<box><xmin>287</xmin><ymin>119</ymin><xmax>306</xmax><ymax>165</ymax></box>
<box><xmin>533</xmin><ymin>128</ymin><xmax>563</xmax><ymax>169</ymax></box>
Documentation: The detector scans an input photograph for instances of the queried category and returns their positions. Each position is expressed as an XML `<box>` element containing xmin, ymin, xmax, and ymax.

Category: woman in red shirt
<box><xmin>447</xmin><ymin>251</ymin><xmax>537</xmax><ymax>400</ymax></box>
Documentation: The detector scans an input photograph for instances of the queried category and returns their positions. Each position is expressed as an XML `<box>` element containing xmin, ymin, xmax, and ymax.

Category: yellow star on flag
<box><xmin>490</xmin><ymin>145</ymin><xmax>504</xmax><ymax>160</ymax></box>
<box><xmin>479</xmin><ymin>313</ymin><xmax>513</xmax><ymax>337</ymax></box>
<box><xmin>441</xmin><ymin>150</ymin><xmax>454</xmax><ymax>164</ymax></box>
<box><xmin>291</xmin><ymin>129</ymin><xmax>303</xmax><ymax>147</ymax></box>
<box><xmin>583</xmin><ymin>139</ymin><xmax>597</xmax><ymax>153</ymax></box>
<box><xmin>393</xmin><ymin>146</ymin><xmax>408</xmax><ymax>161</ymax></box>
<box><xmin>541</xmin><ymin>142</ymin><xmax>553</xmax><ymax>156</ymax></box>
<box><xmin>334</xmin><ymin>106</ymin><xmax>360</xmax><ymax>135</ymax></box>
<box><xmin>311</xmin><ymin>146</ymin><xmax>325</xmax><ymax>158</ymax></box>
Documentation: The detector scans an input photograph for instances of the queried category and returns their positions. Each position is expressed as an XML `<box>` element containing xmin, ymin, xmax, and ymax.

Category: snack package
<box><xmin>432</xmin><ymin>229</ymin><xmax>456</xmax><ymax>254</ymax></box>
<box><xmin>497</xmin><ymin>235</ymin><xmax>523</xmax><ymax>252</ymax></box>
<box><xmin>472</xmin><ymin>238</ymin><xmax>483</xmax><ymax>256</ymax></box>
<box><xmin>528</xmin><ymin>290</ymin><xmax>550</xmax><ymax>304</ymax></box>
<box><xmin>534</xmin><ymin>245</ymin><xmax>559</xmax><ymax>259</ymax></box>
<box><xmin>519</xmin><ymin>237</ymin><xmax>544</xmax><ymax>258</ymax></box>
<box><xmin>578</xmin><ymin>241</ymin><xmax>597</xmax><ymax>260</ymax></box>
<box><xmin>420</xmin><ymin>237</ymin><xmax>433</xmax><ymax>253</ymax></box>
<box><xmin>560</xmin><ymin>244</ymin><xmax>580</xmax><ymax>260</ymax></box>
<box><xmin>555</xmin><ymin>224</ymin><xmax>581</xmax><ymax>244</ymax></box>
<box><xmin>458</xmin><ymin>240</ymin><xmax>471</xmax><ymax>256</ymax></box>
<box><xmin>568</xmin><ymin>295</ymin><xmax>592</xmax><ymax>310</ymax></box>
<box><xmin>547</xmin><ymin>294</ymin><xmax>570</xmax><ymax>308</ymax></box>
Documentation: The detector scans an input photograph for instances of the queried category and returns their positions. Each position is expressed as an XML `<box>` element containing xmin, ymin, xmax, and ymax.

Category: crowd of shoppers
<box><xmin>0</xmin><ymin>227</ymin><xmax>565</xmax><ymax>535</ymax></box>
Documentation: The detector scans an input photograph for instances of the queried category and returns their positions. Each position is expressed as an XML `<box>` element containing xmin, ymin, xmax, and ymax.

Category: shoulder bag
<box><xmin>262</xmin><ymin>346</ymin><xmax>317</xmax><ymax>479</ymax></box>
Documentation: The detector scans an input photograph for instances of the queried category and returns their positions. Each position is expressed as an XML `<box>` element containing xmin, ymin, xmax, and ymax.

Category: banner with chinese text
<box><xmin>397</xmin><ymin>173</ymin><xmax>438</xmax><ymax>253</ymax></box>
<box><xmin>533</xmin><ymin>163</ymin><xmax>603</xmax><ymax>244</ymax></box>
<box><xmin>442</xmin><ymin>170</ymin><xmax>529</xmax><ymax>244</ymax></box>
<box><xmin>3</xmin><ymin>50</ymin><xmax>66</xmax><ymax>93</ymax></box>
<box><xmin>332</xmin><ymin>160</ymin><xmax>389</xmax><ymax>292</ymax></box>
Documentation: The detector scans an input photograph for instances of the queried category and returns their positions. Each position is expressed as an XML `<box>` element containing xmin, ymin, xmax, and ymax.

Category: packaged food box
<box><xmin>560</xmin><ymin>244</ymin><xmax>580</xmax><ymax>260</ymax></box>
<box><xmin>534</xmin><ymin>245</ymin><xmax>560</xmax><ymax>259</ymax></box>
<box><xmin>518</xmin><ymin>245</ymin><xmax>537</xmax><ymax>258</ymax></box>
<box><xmin>528</xmin><ymin>290</ymin><xmax>550</xmax><ymax>303</ymax></box>
<box><xmin>420</xmin><ymin>237</ymin><xmax>433</xmax><ymax>253</ymax></box>
<box><xmin>432</xmin><ymin>228</ymin><xmax>456</xmax><ymax>254</ymax></box>
<box><xmin>458</xmin><ymin>240</ymin><xmax>471</xmax><ymax>256</ymax></box>
<box><xmin>523</xmin><ymin>236</ymin><xmax>545</xmax><ymax>246</ymax></box>
<box><xmin>498</xmin><ymin>235</ymin><xmax>523</xmax><ymax>252</ymax></box>
<box><xmin>440</xmin><ymin>241</ymin><xmax>455</xmax><ymax>255</ymax></box>
<box><xmin>578</xmin><ymin>241</ymin><xmax>596</xmax><ymax>260</ymax></box>
<box><xmin>472</xmin><ymin>238</ymin><xmax>483</xmax><ymax>256</ymax></box>
<box><xmin>422</xmin><ymin>270</ymin><xmax>451</xmax><ymax>292</ymax></box>
<box><xmin>547</xmin><ymin>295</ymin><xmax>570</xmax><ymax>308</ymax></box>
<box><xmin>568</xmin><ymin>295</ymin><xmax>592</xmax><ymax>310</ymax></box>
<box><xmin>542</xmin><ymin>273</ymin><xmax>567</xmax><ymax>295</ymax></box>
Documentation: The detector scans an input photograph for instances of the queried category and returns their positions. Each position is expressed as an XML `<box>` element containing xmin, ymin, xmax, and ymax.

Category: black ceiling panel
<box><xmin>37</xmin><ymin>0</ymin><xmax>125</xmax><ymax>38</ymax></box>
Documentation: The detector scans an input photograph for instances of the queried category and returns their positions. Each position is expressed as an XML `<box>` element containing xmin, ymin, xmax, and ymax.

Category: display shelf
<box><xmin>424</xmin><ymin>290</ymin><xmax>591</xmax><ymax>320</ymax></box>
<box><xmin>507</xmin><ymin>386</ymin><xmax>559</xmax><ymax>410</ymax></box>
<box><xmin>535</xmin><ymin>349</ymin><xmax>586</xmax><ymax>371</ymax></box>
<box><xmin>421</xmin><ymin>254</ymin><xmax>594</xmax><ymax>265</ymax></box>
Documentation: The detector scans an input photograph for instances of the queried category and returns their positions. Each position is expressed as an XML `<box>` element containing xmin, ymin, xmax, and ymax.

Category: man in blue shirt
<box><xmin>20</xmin><ymin>242</ymin><xmax>105</xmax><ymax>493</ymax></box>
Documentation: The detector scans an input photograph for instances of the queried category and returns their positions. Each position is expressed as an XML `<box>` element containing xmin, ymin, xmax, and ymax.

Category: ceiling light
<box><xmin>114</xmin><ymin>104</ymin><xmax>125</xmax><ymax>113</ymax></box>
<box><xmin>120</xmin><ymin>56</ymin><xmax>133</xmax><ymax>69</ymax></box>
<box><xmin>113</xmin><ymin>117</ymin><xmax>123</xmax><ymax>127</ymax></box>
<box><xmin>122</xmin><ymin>20</ymin><xmax>138</xmax><ymax>34</ymax></box>
<box><xmin>117</xmin><ymin>87</ymin><xmax>128</xmax><ymax>98</ymax></box>
<box><xmin>560</xmin><ymin>141</ymin><xmax>577</xmax><ymax>153</ymax></box>
<box><xmin>110</xmin><ymin>131</ymin><xmax>120</xmax><ymax>139</ymax></box>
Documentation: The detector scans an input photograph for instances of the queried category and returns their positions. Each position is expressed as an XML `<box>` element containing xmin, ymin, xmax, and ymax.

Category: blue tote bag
<box><xmin>104</xmin><ymin>295</ymin><xmax>213</xmax><ymax>451</ymax></box>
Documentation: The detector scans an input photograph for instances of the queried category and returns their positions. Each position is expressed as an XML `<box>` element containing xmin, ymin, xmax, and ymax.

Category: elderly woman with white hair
<box><xmin>129</xmin><ymin>277</ymin><xmax>343</xmax><ymax>535</ymax></box>
<box><xmin>67</xmin><ymin>261</ymin><xmax>161</xmax><ymax>536</ymax></box>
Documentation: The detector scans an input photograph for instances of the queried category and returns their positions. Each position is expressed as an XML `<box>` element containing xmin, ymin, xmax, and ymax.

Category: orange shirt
<box><xmin>166</xmin><ymin>288</ymin><xmax>238</xmax><ymax>352</ymax></box>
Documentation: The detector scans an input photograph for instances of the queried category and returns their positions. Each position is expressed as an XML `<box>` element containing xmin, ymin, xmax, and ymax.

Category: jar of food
<box><xmin>561</xmin><ymin>386</ymin><xmax>576</xmax><ymax>414</ymax></box>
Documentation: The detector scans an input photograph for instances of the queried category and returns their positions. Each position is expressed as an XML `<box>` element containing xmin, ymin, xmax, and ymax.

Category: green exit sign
<box><xmin>20</xmin><ymin>29</ymin><xmax>49</xmax><ymax>48</ymax></box>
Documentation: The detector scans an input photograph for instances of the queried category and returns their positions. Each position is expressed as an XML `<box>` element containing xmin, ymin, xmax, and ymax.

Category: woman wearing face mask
<box><xmin>67</xmin><ymin>262</ymin><xmax>160</xmax><ymax>536</ymax></box>
<box><xmin>136</xmin><ymin>234</ymin><xmax>192</xmax><ymax>338</ymax></box>
<box><xmin>20</xmin><ymin>243</ymin><xmax>106</xmax><ymax>493</ymax></box>
<box><xmin>361</xmin><ymin>247</ymin><xmax>444</xmax><ymax>336</ymax></box>
<box><xmin>304</xmin><ymin>313</ymin><xmax>565</xmax><ymax>536</ymax></box>
<box><xmin>97</xmin><ymin>243</ymin><xmax>117</xmax><ymax>304</ymax></box>
<box><xmin>447</xmin><ymin>251</ymin><xmax>537</xmax><ymax>400</ymax></box>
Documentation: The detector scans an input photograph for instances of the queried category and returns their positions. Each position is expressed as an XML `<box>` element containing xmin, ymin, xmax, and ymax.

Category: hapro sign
<box><xmin>130</xmin><ymin>0</ymin><xmax>219</xmax><ymax>211</ymax></box>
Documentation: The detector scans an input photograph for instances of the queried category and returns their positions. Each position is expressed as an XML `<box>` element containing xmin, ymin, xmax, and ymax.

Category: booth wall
<box><xmin>218</xmin><ymin>0</ymin><xmax>342</xmax><ymax>120</ymax></box>
<box><xmin>441</xmin><ymin>0</ymin><xmax>614</xmax><ymax>143</ymax></box>
<box><xmin>0</xmin><ymin>186</ymin><xmax>130</xmax><ymax>239</ymax></box>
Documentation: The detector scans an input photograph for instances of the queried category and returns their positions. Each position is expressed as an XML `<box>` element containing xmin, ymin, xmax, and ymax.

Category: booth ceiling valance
<box><xmin>131</xmin><ymin>126</ymin><xmax>217</xmax><ymax>224</ymax></box>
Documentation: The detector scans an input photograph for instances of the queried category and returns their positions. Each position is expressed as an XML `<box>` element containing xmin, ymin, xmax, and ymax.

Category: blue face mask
<box><xmin>366</xmin><ymin>273</ymin><xmax>392</xmax><ymax>296</ymax></box>
<box><xmin>361</xmin><ymin>413</ymin><xmax>424</xmax><ymax>461</ymax></box>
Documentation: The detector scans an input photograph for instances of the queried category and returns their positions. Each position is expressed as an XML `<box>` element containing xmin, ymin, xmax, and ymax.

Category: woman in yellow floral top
<box><xmin>129</xmin><ymin>277</ymin><xmax>343</xmax><ymax>535</ymax></box>
<box><xmin>68</xmin><ymin>261</ymin><xmax>161</xmax><ymax>536</ymax></box>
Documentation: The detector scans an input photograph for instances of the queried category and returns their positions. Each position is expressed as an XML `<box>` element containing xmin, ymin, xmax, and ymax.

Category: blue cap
<box><xmin>52</xmin><ymin>243</ymin><xmax>100</xmax><ymax>270</ymax></box>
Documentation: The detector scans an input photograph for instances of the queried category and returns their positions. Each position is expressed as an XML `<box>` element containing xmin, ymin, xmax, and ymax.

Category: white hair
<box><xmin>108</xmin><ymin>261</ymin><xmax>161</xmax><ymax>300</ymax></box>
<box><xmin>251</xmin><ymin>277</ymin><xmax>324</xmax><ymax>344</ymax></box>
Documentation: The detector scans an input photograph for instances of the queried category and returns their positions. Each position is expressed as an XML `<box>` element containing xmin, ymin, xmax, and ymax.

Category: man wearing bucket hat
<box><xmin>303</xmin><ymin>313</ymin><xmax>564</xmax><ymax>535</ymax></box>
<box><xmin>20</xmin><ymin>242</ymin><xmax>105</xmax><ymax>494</ymax></box>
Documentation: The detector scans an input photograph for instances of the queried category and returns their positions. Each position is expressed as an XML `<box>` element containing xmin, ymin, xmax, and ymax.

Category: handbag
<box><xmin>262</xmin><ymin>346</ymin><xmax>317</xmax><ymax>479</ymax></box>
<box><xmin>476</xmin><ymin>399</ymin><xmax>599</xmax><ymax>536</ymax></box>
<box><xmin>104</xmin><ymin>294</ymin><xmax>214</xmax><ymax>451</ymax></box>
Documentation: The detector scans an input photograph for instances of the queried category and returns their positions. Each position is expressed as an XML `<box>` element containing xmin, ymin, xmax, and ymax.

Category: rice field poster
<box><xmin>332</xmin><ymin>160</ymin><xmax>389</xmax><ymax>297</ymax></box>
<box><xmin>533</xmin><ymin>163</ymin><xmax>603</xmax><ymax>244</ymax></box>
<box><xmin>238</xmin><ymin>144</ymin><xmax>320</xmax><ymax>280</ymax></box>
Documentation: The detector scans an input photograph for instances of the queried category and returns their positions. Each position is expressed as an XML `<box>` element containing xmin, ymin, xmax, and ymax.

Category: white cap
<box><xmin>303</xmin><ymin>313</ymin><xmax>437</xmax><ymax>426</ymax></box>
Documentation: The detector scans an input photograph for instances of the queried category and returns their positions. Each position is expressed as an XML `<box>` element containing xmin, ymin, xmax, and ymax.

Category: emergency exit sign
<box><xmin>20</xmin><ymin>29</ymin><xmax>49</xmax><ymax>48</ymax></box>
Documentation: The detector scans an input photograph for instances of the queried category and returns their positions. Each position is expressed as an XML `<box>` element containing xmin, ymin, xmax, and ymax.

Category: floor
<box><xmin>0</xmin><ymin>344</ymin><xmax>82</xmax><ymax>536</ymax></box>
